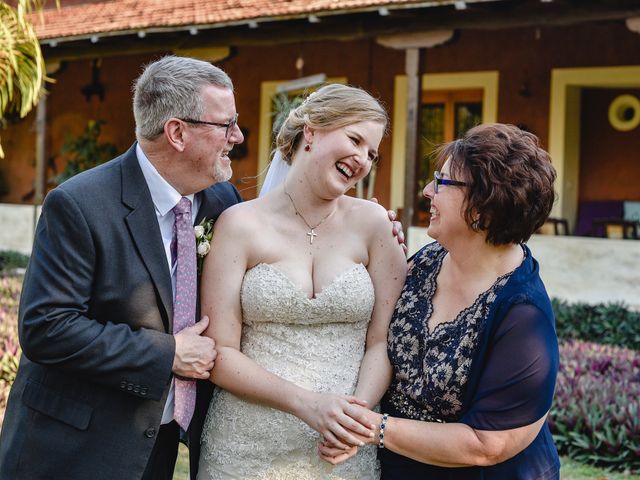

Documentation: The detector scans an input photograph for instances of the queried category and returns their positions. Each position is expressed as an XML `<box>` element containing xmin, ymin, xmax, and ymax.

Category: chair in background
<box><xmin>591</xmin><ymin>218</ymin><xmax>639</xmax><ymax>239</ymax></box>
<box><xmin>538</xmin><ymin>217</ymin><xmax>569</xmax><ymax>235</ymax></box>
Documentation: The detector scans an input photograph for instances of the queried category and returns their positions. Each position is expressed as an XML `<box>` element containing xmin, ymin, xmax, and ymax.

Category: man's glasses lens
<box><xmin>225</xmin><ymin>114</ymin><xmax>238</xmax><ymax>139</ymax></box>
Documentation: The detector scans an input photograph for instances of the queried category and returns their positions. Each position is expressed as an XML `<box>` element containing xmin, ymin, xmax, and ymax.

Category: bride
<box><xmin>198</xmin><ymin>84</ymin><xmax>407</xmax><ymax>479</ymax></box>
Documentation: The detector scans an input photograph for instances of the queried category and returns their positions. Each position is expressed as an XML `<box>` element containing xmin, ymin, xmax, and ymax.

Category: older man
<box><xmin>0</xmin><ymin>56</ymin><xmax>243</xmax><ymax>480</ymax></box>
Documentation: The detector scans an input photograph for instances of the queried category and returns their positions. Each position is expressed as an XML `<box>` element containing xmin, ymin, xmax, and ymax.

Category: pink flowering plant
<box><xmin>195</xmin><ymin>218</ymin><xmax>214</xmax><ymax>273</ymax></box>
<box><xmin>549</xmin><ymin>340</ymin><xmax>640</xmax><ymax>473</ymax></box>
<box><xmin>0</xmin><ymin>276</ymin><xmax>22</xmax><ymax>429</ymax></box>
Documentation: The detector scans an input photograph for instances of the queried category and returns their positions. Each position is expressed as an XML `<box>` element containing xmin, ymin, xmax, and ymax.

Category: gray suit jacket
<box><xmin>0</xmin><ymin>144</ymin><xmax>242</xmax><ymax>480</ymax></box>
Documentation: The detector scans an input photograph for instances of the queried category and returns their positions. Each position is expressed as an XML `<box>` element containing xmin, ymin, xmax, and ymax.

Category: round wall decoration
<box><xmin>608</xmin><ymin>94</ymin><xmax>640</xmax><ymax>132</ymax></box>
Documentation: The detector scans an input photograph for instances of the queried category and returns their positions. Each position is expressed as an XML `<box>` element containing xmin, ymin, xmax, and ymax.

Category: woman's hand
<box><xmin>344</xmin><ymin>404</ymin><xmax>383</xmax><ymax>444</ymax></box>
<box><xmin>318</xmin><ymin>440</ymin><xmax>359</xmax><ymax>465</ymax></box>
<box><xmin>297</xmin><ymin>392</ymin><xmax>376</xmax><ymax>449</ymax></box>
<box><xmin>317</xmin><ymin>407</ymin><xmax>381</xmax><ymax>465</ymax></box>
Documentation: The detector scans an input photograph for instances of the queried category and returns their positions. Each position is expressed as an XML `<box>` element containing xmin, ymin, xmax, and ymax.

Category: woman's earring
<box><xmin>304</xmin><ymin>144</ymin><xmax>311</xmax><ymax>152</ymax></box>
<box><xmin>471</xmin><ymin>219</ymin><xmax>481</xmax><ymax>231</ymax></box>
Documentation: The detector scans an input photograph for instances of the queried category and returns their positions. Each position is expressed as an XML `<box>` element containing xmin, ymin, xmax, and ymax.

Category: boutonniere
<box><xmin>194</xmin><ymin>217</ymin><xmax>214</xmax><ymax>273</ymax></box>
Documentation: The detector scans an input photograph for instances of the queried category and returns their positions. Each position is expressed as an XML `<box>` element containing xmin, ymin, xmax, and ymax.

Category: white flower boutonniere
<box><xmin>195</xmin><ymin>217</ymin><xmax>214</xmax><ymax>273</ymax></box>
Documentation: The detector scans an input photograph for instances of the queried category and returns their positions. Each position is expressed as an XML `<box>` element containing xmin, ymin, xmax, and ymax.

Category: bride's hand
<box><xmin>298</xmin><ymin>393</ymin><xmax>375</xmax><ymax>449</ymax></box>
<box><xmin>318</xmin><ymin>439</ymin><xmax>359</xmax><ymax>465</ymax></box>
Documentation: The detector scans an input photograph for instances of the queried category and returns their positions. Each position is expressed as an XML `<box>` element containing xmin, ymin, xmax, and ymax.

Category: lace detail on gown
<box><xmin>199</xmin><ymin>263</ymin><xmax>380</xmax><ymax>480</ymax></box>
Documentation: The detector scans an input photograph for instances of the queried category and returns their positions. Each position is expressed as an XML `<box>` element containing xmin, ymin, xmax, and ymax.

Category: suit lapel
<box><xmin>194</xmin><ymin>187</ymin><xmax>227</xmax><ymax>226</ymax></box>
<box><xmin>121</xmin><ymin>146</ymin><xmax>173</xmax><ymax>331</ymax></box>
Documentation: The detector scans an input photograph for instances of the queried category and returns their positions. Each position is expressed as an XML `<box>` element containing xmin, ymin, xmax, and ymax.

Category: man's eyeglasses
<box><xmin>179</xmin><ymin>113</ymin><xmax>238</xmax><ymax>139</ymax></box>
<box><xmin>434</xmin><ymin>170</ymin><xmax>467</xmax><ymax>194</ymax></box>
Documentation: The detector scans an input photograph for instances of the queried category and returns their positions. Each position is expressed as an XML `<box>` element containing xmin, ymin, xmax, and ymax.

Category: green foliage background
<box><xmin>0</xmin><ymin>0</ymin><xmax>50</xmax><ymax>158</ymax></box>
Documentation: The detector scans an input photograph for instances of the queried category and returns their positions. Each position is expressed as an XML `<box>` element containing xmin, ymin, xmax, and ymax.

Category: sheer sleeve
<box><xmin>460</xmin><ymin>303</ymin><xmax>559</xmax><ymax>431</ymax></box>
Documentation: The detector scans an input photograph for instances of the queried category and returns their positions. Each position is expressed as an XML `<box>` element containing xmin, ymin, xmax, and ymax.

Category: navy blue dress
<box><xmin>380</xmin><ymin>242</ymin><xmax>560</xmax><ymax>479</ymax></box>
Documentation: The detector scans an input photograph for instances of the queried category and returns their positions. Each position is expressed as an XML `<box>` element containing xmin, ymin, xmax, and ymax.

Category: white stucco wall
<box><xmin>408</xmin><ymin>227</ymin><xmax>640</xmax><ymax>311</ymax></box>
<box><xmin>0</xmin><ymin>204</ymin><xmax>41</xmax><ymax>255</ymax></box>
<box><xmin>2</xmin><ymin>206</ymin><xmax>639</xmax><ymax>310</ymax></box>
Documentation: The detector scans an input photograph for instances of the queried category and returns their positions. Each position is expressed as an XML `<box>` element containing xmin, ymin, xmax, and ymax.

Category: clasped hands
<box><xmin>299</xmin><ymin>392</ymin><xmax>383</xmax><ymax>465</ymax></box>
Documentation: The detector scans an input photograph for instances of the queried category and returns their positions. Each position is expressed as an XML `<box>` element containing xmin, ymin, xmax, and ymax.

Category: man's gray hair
<box><xmin>133</xmin><ymin>55</ymin><xmax>234</xmax><ymax>140</ymax></box>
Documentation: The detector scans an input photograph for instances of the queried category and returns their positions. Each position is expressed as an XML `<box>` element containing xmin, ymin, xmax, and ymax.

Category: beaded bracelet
<box><xmin>378</xmin><ymin>413</ymin><xmax>389</xmax><ymax>449</ymax></box>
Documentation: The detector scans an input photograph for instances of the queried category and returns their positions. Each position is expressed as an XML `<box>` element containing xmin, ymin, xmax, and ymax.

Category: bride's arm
<box><xmin>318</xmin><ymin>203</ymin><xmax>406</xmax><ymax>463</ymax></box>
<box><xmin>201</xmin><ymin>206</ymin><xmax>374</xmax><ymax>448</ymax></box>
<box><xmin>319</xmin><ymin>203</ymin><xmax>406</xmax><ymax>463</ymax></box>
<box><xmin>354</xmin><ymin>203</ymin><xmax>407</xmax><ymax>405</ymax></box>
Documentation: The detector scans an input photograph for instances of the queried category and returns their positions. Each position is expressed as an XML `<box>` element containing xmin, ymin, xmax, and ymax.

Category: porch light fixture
<box><xmin>81</xmin><ymin>59</ymin><xmax>105</xmax><ymax>102</ymax></box>
<box><xmin>90</xmin><ymin>35</ymin><xmax>99</xmax><ymax>43</ymax></box>
<box><xmin>248</xmin><ymin>21</ymin><xmax>258</xmax><ymax>28</ymax></box>
<box><xmin>137</xmin><ymin>31</ymin><xmax>146</xmax><ymax>38</ymax></box>
<box><xmin>627</xmin><ymin>17</ymin><xmax>640</xmax><ymax>34</ymax></box>
<box><xmin>308</xmin><ymin>15</ymin><xmax>320</xmax><ymax>23</ymax></box>
<box><xmin>189</xmin><ymin>27</ymin><xmax>199</xmax><ymax>35</ymax></box>
<box><xmin>378</xmin><ymin>7</ymin><xmax>390</xmax><ymax>16</ymax></box>
<box><xmin>454</xmin><ymin>1</ymin><xmax>467</xmax><ymax>10</ymax></box>
<box><xmin>48</xmin><ymin>40</ymin><xmax>58</xmax><ymax>47</ymax></box>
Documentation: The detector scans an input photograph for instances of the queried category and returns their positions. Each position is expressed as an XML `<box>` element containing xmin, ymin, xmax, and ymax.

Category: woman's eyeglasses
<box><xmin>434</xmin><ymin>171</ymin><xmax>467</xmax><ymax>194</ymax></box>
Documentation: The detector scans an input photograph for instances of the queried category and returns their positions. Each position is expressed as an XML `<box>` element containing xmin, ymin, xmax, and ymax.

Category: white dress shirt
<box><xmin>136</xmin><ymin>143</ymin><xmax>200</xmax><ymax>425</ymax></box>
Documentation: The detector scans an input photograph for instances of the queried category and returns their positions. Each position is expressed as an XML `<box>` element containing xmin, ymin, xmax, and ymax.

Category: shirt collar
<box><xmin>136</xmin><ymin>143</ymin><xmax>195</xmax><ymax>217</ymax></box>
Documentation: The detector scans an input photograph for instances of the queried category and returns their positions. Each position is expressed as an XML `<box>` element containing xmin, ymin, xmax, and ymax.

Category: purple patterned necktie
<box><xmin>172</xmin><ymin>197</ymin><xmax>197</xmax><ymax>431</ymax></box>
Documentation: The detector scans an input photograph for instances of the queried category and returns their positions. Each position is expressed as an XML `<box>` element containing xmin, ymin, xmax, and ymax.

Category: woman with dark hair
<box><xmin>321</xmin><ymin>123</ymin><xmax>560</xmax><ymax>479</ymax></box>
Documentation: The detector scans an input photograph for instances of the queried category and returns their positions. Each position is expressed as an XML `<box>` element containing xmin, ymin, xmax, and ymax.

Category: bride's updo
<box><xmin>275</xmin><ymin>84</ymin><xmax>388</xmax><ymax>165</ymax></box>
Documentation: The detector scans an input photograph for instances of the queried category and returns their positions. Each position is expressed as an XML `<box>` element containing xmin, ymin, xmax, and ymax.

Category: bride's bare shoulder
<box><xmin>215</xmin><ymin>197</ymin><xmax>270</xmax><ymax>233</ymax></box>
<box><xmin>341</xmin><ymin>196</ymin><xmax>389</xmax><ymax>229</ymax></box>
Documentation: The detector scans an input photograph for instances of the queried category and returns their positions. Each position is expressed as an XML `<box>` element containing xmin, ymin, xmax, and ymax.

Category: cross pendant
<box><xmin>307</xmin><ymin>229</ymin><xmax>318</xmax><ymax>244</ymax></box>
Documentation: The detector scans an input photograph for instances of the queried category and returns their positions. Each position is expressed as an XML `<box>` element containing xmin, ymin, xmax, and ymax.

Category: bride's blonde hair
<box><xmin>275</xmin><ymin>84</ymin><xmax>388</xmax><ymax>165</ymax></box>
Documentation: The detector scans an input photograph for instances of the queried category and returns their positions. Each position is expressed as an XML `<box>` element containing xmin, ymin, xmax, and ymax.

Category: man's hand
<box><xmin>370</xmin><ymin>198</ymin><xmax>407</xmax><ymax>254</ymax></box>
<box><xmin>173</xmin><ymin>315</ymin><xmax>216</xmax><ymax>379</ymax></box>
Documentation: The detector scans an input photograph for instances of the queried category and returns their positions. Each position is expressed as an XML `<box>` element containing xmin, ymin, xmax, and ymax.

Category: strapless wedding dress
<box><xmin>198</xmin><ymin>262</ymin><xmax>380</xmax><ymax>480</ymax></box>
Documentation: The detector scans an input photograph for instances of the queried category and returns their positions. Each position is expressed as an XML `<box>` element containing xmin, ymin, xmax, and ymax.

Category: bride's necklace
<box><xmin>283</xmin><ymin>186</ymin><xmax>336</xmax><ymax>245</ymax></box>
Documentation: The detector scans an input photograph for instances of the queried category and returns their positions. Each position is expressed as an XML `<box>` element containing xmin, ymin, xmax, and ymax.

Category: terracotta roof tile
<box><xmin>33</xmin><ymin>0</ymin><xmax>467</xmax><ymax>40</ymax></box>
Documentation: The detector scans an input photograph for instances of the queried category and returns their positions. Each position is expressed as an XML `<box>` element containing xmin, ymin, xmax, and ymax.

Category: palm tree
<box><xmin>0</xmin><ymin>0</ymin><xmax>48</xmax><ymax>158</ymax></box>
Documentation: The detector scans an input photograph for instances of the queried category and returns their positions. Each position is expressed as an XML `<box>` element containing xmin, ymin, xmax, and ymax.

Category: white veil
<box><xmin>259</xmin><ymin>149</ymin><xmax>290</xmax><ymax>197</ymax></box>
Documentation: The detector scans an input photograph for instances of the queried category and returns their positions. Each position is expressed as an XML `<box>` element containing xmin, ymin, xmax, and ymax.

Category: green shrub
<box><xmin>0</xmin><ymin>250</ymin><xmax>29</xmax><ymax>272</ymax></box>
<box><xmin>552</xmin><ymin>298</ymin><xmax>640</xmax><ymax>351</ymax></box>
<box><xmin>550</xmin><ymin>340</ymin><xmax>640</xmax><ymax>473</ymax></box>
<box><xmin>54</xmin><ymin>120</ymin><xmax>118</xmax><ymax>185</ymax></box>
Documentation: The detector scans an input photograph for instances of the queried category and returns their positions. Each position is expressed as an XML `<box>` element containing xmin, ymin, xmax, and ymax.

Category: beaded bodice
<box><xmin>199</xmin><ymin>262</ymin><xmax>380</xmax><ymax>479</ymax></box>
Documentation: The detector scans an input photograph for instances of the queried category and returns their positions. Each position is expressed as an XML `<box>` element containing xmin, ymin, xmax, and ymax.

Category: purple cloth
<box><xmin>575</xmin><ymin>200</ymin><xmax>624</xmax><ymax>236</ymax></box>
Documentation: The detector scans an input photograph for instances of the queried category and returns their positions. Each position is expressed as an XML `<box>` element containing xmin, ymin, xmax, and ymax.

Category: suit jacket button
<box><xmin>140</xmin><ymin>388</ymin><xmax>148</xmax><ymax>396</ymax></box>
<box><xmin>144</xmin><ymin>427</ymin><xmax>156</xmax><ymax>438</ymax></box>
<box><xmin>127</xmin><ymin>383</ymin><xmax>133</xmax><ymax>391</ymax></box>
<box><xmin>120</xmin><ymin>381</ymin><xmax>126</xmax><ymax>389</ymax></box>
<box><xmin>134</xmin><ymin>386</ymin><xmax>140</xmax><ymax>393</ymax></box>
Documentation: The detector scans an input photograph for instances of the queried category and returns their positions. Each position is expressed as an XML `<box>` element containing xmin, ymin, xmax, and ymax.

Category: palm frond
<box><xmin>0</xmin><ymin>0</ymin><xmax>46</xmax><ymax>158</ymax></box>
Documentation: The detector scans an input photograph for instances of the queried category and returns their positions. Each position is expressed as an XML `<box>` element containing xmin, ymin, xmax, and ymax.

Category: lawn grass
<box><xmin>560</xmin><ymin>456</ymin><xmax>640</xmax><ymax>480</ymax></box>
<box><xmin>173</xmin><ymin>443</ymin><xmax>190</xmax><ymax>479</ymax></box>
<box><xmin>172</xmin><ymin>448</ymin><xmax>640</xmax><ymax>479</ymax></box>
